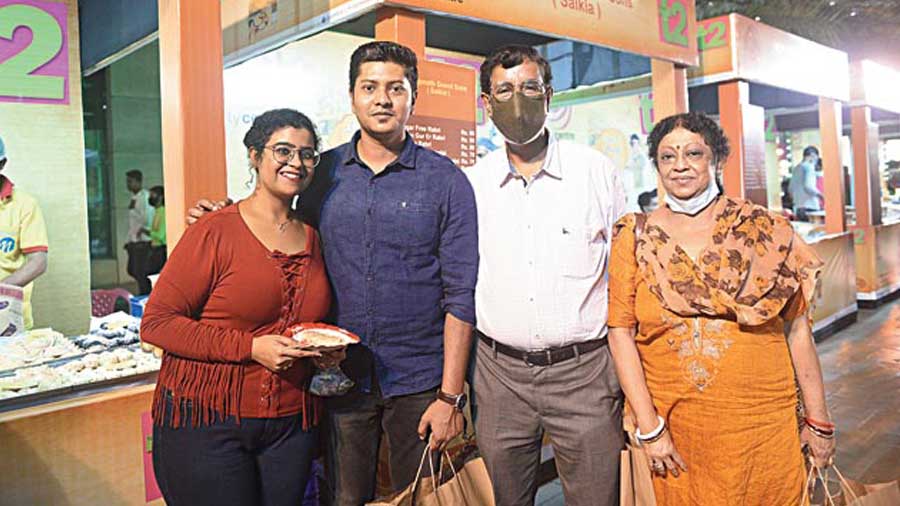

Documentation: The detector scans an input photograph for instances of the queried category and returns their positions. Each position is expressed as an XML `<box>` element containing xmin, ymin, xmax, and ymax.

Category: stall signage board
<box><xmin>222</xmin><ymin>0</ymin><xmax>699</xmax><ymax>67</ymax></box>
<box><xmin>689</xmin><ymin>15</ymin><xmax>733</xmax><ymax>80</ymax></box>
<box><xmin>0</xmin><ymin>0</ymin><xmax>69</xmax><ymax>104</ymax></box>
<box><xmin>690</xmin><ymin>14</ymin><xmax>849</xmax><ymax>101</ymax></box>
<box><xmin>406</xmin><ymin>60</ymin><xmax>477</xmax><ymax>168</ymax></box>
<box><xmin>850</xmin><ymin>60</ymin><xmax>900</xmax><ymax>114</ymax></box>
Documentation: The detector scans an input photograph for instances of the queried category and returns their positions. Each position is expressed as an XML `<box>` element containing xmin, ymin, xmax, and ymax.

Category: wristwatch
<box><xmin>436</xmin><ymin>390</ymin><xmax>468</xmax><ymax>411</ymax></box>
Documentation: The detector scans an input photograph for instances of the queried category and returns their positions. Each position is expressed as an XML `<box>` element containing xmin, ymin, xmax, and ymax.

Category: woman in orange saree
<box><xmin>608</xmin><ymin>112</ymin><xmax>836</xmax><ymax>505</ymax></box>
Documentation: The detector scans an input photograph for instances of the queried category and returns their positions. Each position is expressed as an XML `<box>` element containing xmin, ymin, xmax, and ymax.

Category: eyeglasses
<box><xmin>490</xmin><ymin>80</ymin><xmax>547</xmax><ymax>102</ymax></box>
<box><xmin>264</xmin><ymin>145</ymin><xmax>321</xmax><ymax>168</ymax></box>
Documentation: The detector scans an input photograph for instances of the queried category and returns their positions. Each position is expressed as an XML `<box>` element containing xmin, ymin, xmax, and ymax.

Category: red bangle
<box><xmin>805</xmin><ymin>417</ymin><xmax>835</xmax><ymax>430</ymax></box>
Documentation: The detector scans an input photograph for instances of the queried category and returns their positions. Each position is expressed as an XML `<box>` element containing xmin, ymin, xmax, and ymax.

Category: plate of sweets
<box><xmin>287</xmin><ymin>323</ymin><xmax>359</xmax><ymax>352</ymax></box>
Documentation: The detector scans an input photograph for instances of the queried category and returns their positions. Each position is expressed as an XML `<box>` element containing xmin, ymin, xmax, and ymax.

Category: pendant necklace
<box><xmin>277</xmin><ymin>218</ymin><xmax>293</xmax><ymax>233</ymax></box>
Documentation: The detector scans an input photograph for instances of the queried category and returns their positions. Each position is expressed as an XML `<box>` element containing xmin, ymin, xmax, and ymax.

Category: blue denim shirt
<box><xmin>298</xmin><ymin>131</ymin><xmax>477</xmax><ymax>398</ymax></box>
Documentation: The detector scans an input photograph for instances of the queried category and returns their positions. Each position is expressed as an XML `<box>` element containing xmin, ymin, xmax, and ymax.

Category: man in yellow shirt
<box><xmin>0</xmin><ymin>136</ymin><xmax>49</xmax><ymax>331</ymax></box>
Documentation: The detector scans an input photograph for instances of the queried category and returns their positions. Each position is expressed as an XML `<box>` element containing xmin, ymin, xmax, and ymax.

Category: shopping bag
<box><xmin>803</xmin><ymin>461</ymin><xmax>900</xmax><ymax>506</ymax></box>
<box><xmin>620</xmin><ymin>405</ymin><xmax>657</xmax><ymax>506</ymax></box>
<box><xmin>620</xmin><ymin>432</ymin><xmax>657</xmax><ymax>506</ymax></box>
<box><xmin>0</xmin><ymin>284</ymin><xmax>24</xmax><ymax>337</ymax></box>
<box><xmin>367</xmin><ymin>440</ymin><xmax>494</xmax><ymax>506</ymax></box>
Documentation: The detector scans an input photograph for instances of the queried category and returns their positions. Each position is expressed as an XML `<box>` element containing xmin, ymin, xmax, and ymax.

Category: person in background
<box><xmin>124</xmin><ymin>169</ymin><xmax>154</xmax><ymax>294</ymax></box>
<box><xmin>608</xmin><ymin>112</ymin><xmax>834</xmax><ymax>505</ymax></box>
<box><xmin>638</xmin><ymin>188</ymin><xmax>659</xmax><ymax>214</ymax></box>
<box><xmin>145</xmin><ymin>185</ymin><xmax>166</xmax><ymax>278</ymax></box>
<box><xmin>626</xmin><ymin>133</ymin><xmax>654</xmax><ymax>191</ymax></box>
<box><xmin>781</xmin><ymin>176</ymin><xmax>795</xmax><ymax>218</ymax></box>
<box><xmin>141</xmin><ymin>109</ymin><xmax>340</xmax><ymax>506</ymax></box>
<box><xmin>815</xmin><ymin>158</ymin><xmax>825</xmax><ymax>209</ymax></box>
<box><xmin>788</xmin><ymin>146</ymin><xmax>823</xmax><ymax>221</ymax></box>
<box><xmin>887</xmin><ymin>161</ymin><xmax>900</xmax><ymax>198</ymax></box>
<box><xmin>0</xmin><ymin>135</ymin><xmax>49</xmax><ymax>332</ymax></box>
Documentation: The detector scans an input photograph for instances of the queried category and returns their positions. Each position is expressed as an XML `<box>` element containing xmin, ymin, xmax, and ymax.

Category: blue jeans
<box><xmin>152</xmin><ymin>396</ymin><xmax>318</xmax><ymax>506</ymax></box>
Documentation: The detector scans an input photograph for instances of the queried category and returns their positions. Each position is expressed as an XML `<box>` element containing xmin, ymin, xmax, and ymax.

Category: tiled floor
<box><xmin>535</xmin><ymin>299</ymin><xmax>900</xmax><ymax>505</ymax></box>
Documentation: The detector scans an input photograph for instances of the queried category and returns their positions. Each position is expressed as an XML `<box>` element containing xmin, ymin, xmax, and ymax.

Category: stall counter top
<box><xmin>0</xmin><ymin>381</ymin><xmax>155</xmax><ymax>424</ymax></box>
<box><xmin>805</xmin><ymin>230</ymin><xmax>852</xmax><ymax>245</ymax></box>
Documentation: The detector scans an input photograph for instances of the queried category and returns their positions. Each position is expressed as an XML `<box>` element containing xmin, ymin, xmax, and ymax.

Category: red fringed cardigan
<box><xmin>140</xmin><ymin>205</ymin><xmax>331</xmax><ymax>428</ymax></box>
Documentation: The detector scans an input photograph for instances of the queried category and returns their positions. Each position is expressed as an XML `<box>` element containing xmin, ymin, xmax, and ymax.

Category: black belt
<box><xmin>477</xmin><ymin>330</ymin><xmax>606</xmax><ymax>367</ymax></box>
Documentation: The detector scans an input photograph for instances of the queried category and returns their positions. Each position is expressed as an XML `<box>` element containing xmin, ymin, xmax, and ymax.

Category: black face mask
<box><xmin>489</xmin><ymin>92</ymin><xmax>548</xmax><ymax>145</ymax></box>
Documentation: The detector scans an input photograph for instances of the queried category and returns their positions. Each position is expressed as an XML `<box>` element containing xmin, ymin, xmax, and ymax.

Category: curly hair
<box><xmin>647</xmin><ymin>112</ymin><xmax>730</xmax><ymax>168</ymax></box>
<box><xmin>242</xmin><ymin>108</ymin><xmax>320</xmax><ymax>162</ymax></box>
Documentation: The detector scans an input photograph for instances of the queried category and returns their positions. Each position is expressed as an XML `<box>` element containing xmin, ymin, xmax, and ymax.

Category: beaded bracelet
<box><xmin>635</xmin><ymin>415</ymin><xmax>666</xmax><ymax>443</ymax></box>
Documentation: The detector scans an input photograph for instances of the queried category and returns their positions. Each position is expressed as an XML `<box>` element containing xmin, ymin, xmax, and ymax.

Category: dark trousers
<box><xmin>795</xmin><ymin>207</ymin><xmax>815</xmax><ymax>222</ymax></box>
<box><xmin>322</xmin><ymin>387</ymin><xmax>437</xmax><ymax>506</ymax></box>
<box><xmin>125</xmin><ymin>241</ymin><xmax>151</xmax><ymax>294</ymax></box>
<box><xmin>146</xmin><ymin>245</ymin><xmax>168</xmax><ymax>277</ymax></box>
<box><xmin>152</xmin><ymin>400</ymin><xmax>318</xmax><ymax>506</ymax></box>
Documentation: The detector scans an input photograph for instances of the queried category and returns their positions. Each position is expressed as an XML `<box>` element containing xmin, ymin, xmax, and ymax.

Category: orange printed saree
<box><xmin>609</xmin><ymin>197</ymin><xmax>823</xmax><ymax>505</ymax></box>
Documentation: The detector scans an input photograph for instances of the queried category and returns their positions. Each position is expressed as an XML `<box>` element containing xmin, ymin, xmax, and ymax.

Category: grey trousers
<box><xmin>474</xmin><ymin>338</ymin><xmax>624</xmax><ymax>506</ymax></box>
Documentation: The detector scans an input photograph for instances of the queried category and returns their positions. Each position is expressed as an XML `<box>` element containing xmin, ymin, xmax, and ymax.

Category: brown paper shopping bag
<box><xmin>803</xmin><ymin>461</ymin><xmax>900</xmax><ymax>506</ymax></box>
<box><xmin>620</xmin><ymin>406</ymin><xmax>657</xmax><ymax>506</ymax></box>
<box><xmin>620</xmin><ymin>435</ymin><xmax>657</xmax><ymax>506</ymax></box>
<box><xmin>368</xmin><ymin>441</ymin><xmax>494</xmax><ymax>506</ymax></box>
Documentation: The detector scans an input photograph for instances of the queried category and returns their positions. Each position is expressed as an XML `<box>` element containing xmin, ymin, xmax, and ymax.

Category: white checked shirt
<box><xmin>465</xmin><ymin>132</ymin><xmax>626</xmax><ymax>350</ymax></box>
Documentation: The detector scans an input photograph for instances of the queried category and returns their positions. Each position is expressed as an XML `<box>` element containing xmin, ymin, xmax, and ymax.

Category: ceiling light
<box><xmin>829</xmin><ymin>1</ymin><xmax>836</xmax><ymax>5</ymax></box>
<box><xmin>850</xmin><ymin>10</ymin><xmax>857</xmax><ymax>16</ymax></box>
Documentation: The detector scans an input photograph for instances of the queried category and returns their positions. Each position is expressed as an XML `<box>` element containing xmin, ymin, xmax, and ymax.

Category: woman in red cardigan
<box><xmin>141</xmin><ymin>109</ymin><xmax>336</xmax><ymax>506</ymax></box>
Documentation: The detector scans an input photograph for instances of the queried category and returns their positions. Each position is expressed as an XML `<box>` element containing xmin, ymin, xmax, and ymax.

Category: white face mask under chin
<box><xmin>664</xmin><ymin>166</ymin><xmax>721</xmax><ymax>216</ymax></box>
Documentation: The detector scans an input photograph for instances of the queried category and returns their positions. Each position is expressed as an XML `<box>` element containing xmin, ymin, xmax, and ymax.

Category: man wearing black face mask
<box><xmin>465</xmin><ymin>45</ymin><xmax>626</xmax><ymax>506</ymax></box>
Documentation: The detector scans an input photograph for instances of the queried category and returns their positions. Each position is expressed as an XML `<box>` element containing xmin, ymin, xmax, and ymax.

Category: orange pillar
<box><xmin>818</xmin><ymin>97</ymin><xmax>846</xmax><ymax>234</ymax></box>
<box><xmin>651</xmin><ymin>59</ymin><xmax>689</xmax><ymax>198</ymax></box>
<box><xmin>158</xmin><ymin>0</ymin><xmax>228</xmax><ymax>250</ymax></box>
<box><xmin>651</xmin><ymin>59</ymin><xmax>689</xmax><ymax>119</ymax></box>
<box><xmin>850</xmin><ymin>106</ymin><xmax>882</xmax><ymax>227</ymax></box>
<box><xmin>718</xmin><ymin>80</ymin><xmax>768</xmax><ymax>206</ymax></box>
<box><xmin>718</xmin><ymin>81</ymin><xmax>749</xmax><ymax>200</ymax></box>
<box><xmin>375</xmin><ymin>7</ymin><xmax>425</xmax><ymax>56</ymax></box>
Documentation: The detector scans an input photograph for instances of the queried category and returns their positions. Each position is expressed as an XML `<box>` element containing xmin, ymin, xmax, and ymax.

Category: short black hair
<box><xmin>125</xmin><ymin>170</ymin><xmax>143</xmax><ymax>182</ymax></box>
<box><xmin>349</xmin><ymin>41</ymin><xmax>418</xmax><ymax>96</ymax></box>
<box><xmin>803</xmin><ymin>146</ymin><xmax>820</xmax><ymax>158</ymax></box>
<box><xmin>242</xmin><ymin>108</ymin><xmax>320</xmax><ymax>162</ymax></box>
<box><xmin>647</xmin><ymin>112</ymin><xmax>730</xmax><ymax>168</ymax></box>
<box><xmin>638</xmin><ymin>188</ymin><xmax>658</xmax><ymax>209</ymax></box>
<box><xmin>149</xmin><ymin>185</ymin><xmax>164</xmax><ymax>199</ymax></box>
<box><xmin>480</xmin><ymin>45</ymin><xmax>552</xmax><ymax>95</ymax></box>
<box><xmin>630</xmin><ymin>134</ymin><xmax>640</xmax><ymax>143</ymax></box>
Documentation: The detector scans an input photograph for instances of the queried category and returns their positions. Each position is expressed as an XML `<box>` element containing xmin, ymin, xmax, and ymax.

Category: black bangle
<box><xmin>807</xmin><ymin>424</ymin><xmax>835</xmax><ymax>440</ymax></box>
